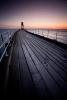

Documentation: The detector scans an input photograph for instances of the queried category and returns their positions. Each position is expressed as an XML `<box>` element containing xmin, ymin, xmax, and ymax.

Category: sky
<box><xmin>0</xmin><ymin>0</ymin><xmax>67</xmax><ymax>29</ymax></box>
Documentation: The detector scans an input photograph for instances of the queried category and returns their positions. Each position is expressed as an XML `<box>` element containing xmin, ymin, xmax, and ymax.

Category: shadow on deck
<box><xmin>0</xmin><ymin>29</ymin><xmax>67</xmax><ymax>100</ymax></box>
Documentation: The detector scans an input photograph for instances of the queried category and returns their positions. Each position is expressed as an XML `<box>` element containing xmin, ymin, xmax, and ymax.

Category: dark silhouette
<box><xmin>21</xmin><ymin>22</ymin><xmax>24</xmax><ymax>30</ymax></box>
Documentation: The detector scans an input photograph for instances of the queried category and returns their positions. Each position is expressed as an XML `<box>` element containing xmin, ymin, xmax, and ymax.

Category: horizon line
<box><xmin>0</xmin><ymin>27</ymin><xmax>67</xmax><ymax>30</ymax></box>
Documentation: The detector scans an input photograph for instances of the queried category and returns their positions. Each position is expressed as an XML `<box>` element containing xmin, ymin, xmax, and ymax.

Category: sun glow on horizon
<box><xmin>0</xmin><ymin>0</ymin><xmax>67</xmax><ymax>29</ymax></box>
<box><xmin>0</xmin><ymin>11</ymin><xmax>67</xmax><ymax>29</ymax></box>
<box><xmin>0</xmin><ymin>21</ymin><xmax>67</xmax><ymax>29</ymax></box>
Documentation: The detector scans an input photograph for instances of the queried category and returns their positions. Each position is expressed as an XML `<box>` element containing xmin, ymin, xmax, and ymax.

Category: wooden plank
<box><xmin>25</xmin><ymin>38</ymin><xmax>67</xmax><ymax>86</ymax></box>
<box><xmin>25</xmin><ymin>36</ymin><xmax>67</xmax><ymax>82</ymax></box>
<box><xmin>6</xmin><ymin>33</ymin><xmax>21</xmax><ymax>97</ymax></box>
<box><xmin>17</xmin><ymin>32</ymin><xmax>37</xmax><ymax>97</ymax></box>
<box><xmin>28</xmin><ymin>37</ymin><xmax>67</xmax><ymax>73</ymax></box>
<box><xmin>7</xmin><ymin>31</ymin><xmax>37</xmax><ymax>98</ymax></box>
<box><xmin>22</xmin><ymin>39</ymin><xmax>61</xmax><ymax>97</ymax></box>
<box><xmin>19</xmin><ymin>31</ymin><xmax>53</xmax><ymax>99</ymax></box>
<box><xmin>26</xmin><ymin>33</ymin><xmax>67</xmax><ymax>66</ymax></box>
<box><xmin>20</xmin><ymin>30</ymin><xmax>67</xmax><ymax>99</ymax></box>
<box><xmin>6</xmin><ymin>30</ymin><xmax>67</xmax><ymax>99</ymax></box>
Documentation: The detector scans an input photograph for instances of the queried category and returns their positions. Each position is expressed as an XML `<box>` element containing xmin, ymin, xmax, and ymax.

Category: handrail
<box><xmin>0</xmin><ymin>32</ymin><xmax>14</xmax><ymax>49</ymax></box>
<box><xmin>0</xmin><ymin>42</ymin><xmax>9</xmax><ymax>62</ymax></box>
<box><xmin>27</xmin><ymin>29</ymin><xmax>67</xmax><ymax>44</ymax></box>
<box><xmin>0</xmin><ymin>32</ymin><xmax>15</xmax><ymax>62</ymax></box>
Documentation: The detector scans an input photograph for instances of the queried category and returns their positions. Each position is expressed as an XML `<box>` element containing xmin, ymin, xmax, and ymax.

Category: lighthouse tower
<box><xmin>21</xmin><ymin>22</ymin><xmax>24</xmax><ymax>30</ymax></box>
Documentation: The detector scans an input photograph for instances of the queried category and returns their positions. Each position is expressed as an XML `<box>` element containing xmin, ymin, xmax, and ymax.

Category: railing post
<box><xmin>38</xmin><ymin>28</ymin><xmax>39</xmax><ymax>35</ymax></box>
<box><xmin>35</xmin><ymin>29</ymin><xmax>36</xmax><ymax>34</ymax></box>
<box><xmin>47</xmin><ymin>30</ymin><xmax>49</xmax><ymax>38</ymax></box>
<box><xmin>56</xmin><ymin>31</ymin><xmax>57</xmax><ymax>41</ymax></box>
<box><xmin>1</xmin><ymin>33</ymin><xmax>4</xmax><ymax>43</ymax></box>
<box><xmin>7</xmin><ymin>31</ymin><xmax>9</xmax><ymax>39</ymax></box>
<box><xmin>42</xmin><ymin>29</ymin><xmax>43</xmax><ymax>36</ymax></box>
<box><xmin>5</xmin><ymin>43</ymin><xmax>8</xmax><ymax>57</ymax></box>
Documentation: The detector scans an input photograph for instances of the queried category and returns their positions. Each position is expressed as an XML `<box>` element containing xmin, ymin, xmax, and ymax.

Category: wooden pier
<box><xmin>0</xmin><ymin>29</ymin><xmax>67</xmax><ymax>99</ymax></box>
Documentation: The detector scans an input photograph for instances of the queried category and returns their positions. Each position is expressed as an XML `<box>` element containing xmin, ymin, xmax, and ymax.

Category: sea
<box><xmin>0</xmin><ymin>29</ymin><xmax>17</xmax><ymax>59</ymax></box>
<box><xmin>0</xmin><ymin>29</ymin><xmax>17</xmax><ymax>45</ymax></box>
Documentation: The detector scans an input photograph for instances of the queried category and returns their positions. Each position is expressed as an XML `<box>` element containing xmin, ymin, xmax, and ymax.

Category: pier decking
<box><xmin>0</xmin><ymin>30</ymin><xmax>67</xmax><ymax>99</ymax></box>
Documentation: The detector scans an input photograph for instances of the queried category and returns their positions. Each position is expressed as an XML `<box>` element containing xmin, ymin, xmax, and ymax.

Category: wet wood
<box><xmin>5</xmin><ymin>30</ymin><xmax>67</xmax><ymax>99</ymax></box>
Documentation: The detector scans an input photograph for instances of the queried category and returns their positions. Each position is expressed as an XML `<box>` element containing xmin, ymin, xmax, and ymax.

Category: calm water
<box><xmin>0</xmin><ymin>29</ymin><xmax>17</xmax><ymax>45</ymax></box>
<box><xmin>0</xmin><ymin>29</ymin><xmax>17</xmax><ymax>58</ymax></box>
<box><xmin>27</xmin><ymin>29</ymin><xmax>67</xmax><ymax>44</ymax></box>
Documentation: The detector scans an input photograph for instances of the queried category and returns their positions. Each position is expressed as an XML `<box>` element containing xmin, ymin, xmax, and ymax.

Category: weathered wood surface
<box><xmin>6</xmin><ymin>30</ymin><xmax>67</xmax><ymax>99</ymax></box>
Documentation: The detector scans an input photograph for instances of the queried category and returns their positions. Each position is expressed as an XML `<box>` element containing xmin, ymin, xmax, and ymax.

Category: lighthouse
<box><xmin>21</xmin><ymin>22</ymin><xmax>24</xmax><ymax>30</ymax></box>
